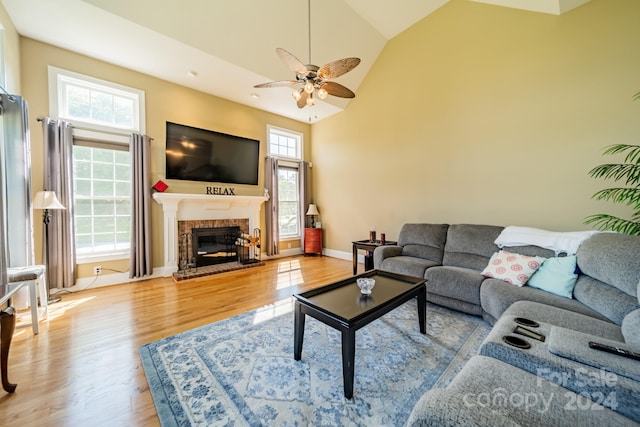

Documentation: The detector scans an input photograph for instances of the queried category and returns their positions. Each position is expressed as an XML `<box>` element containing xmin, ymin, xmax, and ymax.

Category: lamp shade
<box><xmin>306</xmin><ymin>204</ymin><xmax>319</xmax><ymax>216</ymax></box>
<box><xmin>32</xmin><ymin>191</ymin><xmax>65</xmax><ymax>210</ymax></box>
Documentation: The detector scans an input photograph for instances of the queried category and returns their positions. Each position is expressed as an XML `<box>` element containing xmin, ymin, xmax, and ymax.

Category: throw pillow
<box><xmin>481</xmin><ymin>250</ymin><xmax>545</xmax><ymax>287</ymax></box>
<box><xmin>527</xmin><ymin>255</ymin><xmax>578</xmax><ymax>299</ymax></box>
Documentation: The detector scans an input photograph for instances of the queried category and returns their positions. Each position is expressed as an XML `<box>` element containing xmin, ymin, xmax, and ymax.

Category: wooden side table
<box><xmin>352</xmin><ymin>239</ymin><xmax>397</xmax><ymax>275</ymax></box>
<box><xmin>304</xmin><ymin>228</ymin><xmax>323</xmax><ymax>256</ymax></box>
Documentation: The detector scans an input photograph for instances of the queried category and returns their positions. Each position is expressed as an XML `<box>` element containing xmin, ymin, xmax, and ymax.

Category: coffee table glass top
<box><xmin>294</xmin><ymin>270</ymin><xmax>425</xmax><ymax>323</ymax></box>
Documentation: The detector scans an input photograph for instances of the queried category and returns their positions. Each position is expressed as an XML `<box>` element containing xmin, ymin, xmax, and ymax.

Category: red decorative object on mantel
<box><xmin>153</xmin><ymin>180</ymin><xmax>168</xmax><ymax>192</ymax></box>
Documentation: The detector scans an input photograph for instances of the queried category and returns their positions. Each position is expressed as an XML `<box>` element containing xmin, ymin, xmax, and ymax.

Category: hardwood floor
<box><xmin>1</xmin><ymin>255</ymin><xmax>352</xmax><ymax>426</ymax></box>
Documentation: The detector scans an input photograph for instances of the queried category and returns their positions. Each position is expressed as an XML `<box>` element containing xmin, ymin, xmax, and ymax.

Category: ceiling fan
<box><xmin>253</xmin><ymin>0</ymin><xmax>361</xmax><ymax>109</ymax></box>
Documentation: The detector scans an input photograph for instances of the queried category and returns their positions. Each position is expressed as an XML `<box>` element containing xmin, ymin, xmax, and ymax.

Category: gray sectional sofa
<box><xmin>373</xmin><ymin>223</ymin><xmax>640</xmax><ymax>426</ymax></box>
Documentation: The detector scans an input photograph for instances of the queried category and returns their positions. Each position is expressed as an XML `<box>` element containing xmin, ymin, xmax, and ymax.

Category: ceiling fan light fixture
<box><xmin>252</xmin><ymin>0</ymin><xmax>360</xmax><ymax>110</ymax></box>
<box><xmin>304</xmin><ymin>81</ymin><xmax>315</xmax><ymax>94</ymax></box>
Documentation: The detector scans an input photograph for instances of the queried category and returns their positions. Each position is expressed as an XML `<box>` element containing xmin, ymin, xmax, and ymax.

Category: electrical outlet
<box><xmin>93</xmin><ymin>266</ymin><xmax>102</xmax><ymax>275</ymax></box>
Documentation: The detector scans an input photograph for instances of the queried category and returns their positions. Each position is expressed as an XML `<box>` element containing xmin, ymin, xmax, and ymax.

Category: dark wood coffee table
<box><xmin>293</xmin><ymin>270</ymin><xmax>426</xmax><ymax>399</ymax></box>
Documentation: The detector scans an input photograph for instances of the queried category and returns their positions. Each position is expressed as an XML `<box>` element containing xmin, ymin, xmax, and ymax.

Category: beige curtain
<box><xmin>264</xmin><ymin>158</ymin><xmax>311</xmax><ymax>256</ymax></box>
<box><xmin>42</xmin><ymin>118</ymin><xmax>76</xmax><ymax>289</ymax></box>
<box><xmin>264</xmin><ymin>157</ymin><xmax>280</xmax><ymax>256</ymax></box>
<box><xmin>129</xmin><ymin>133</ymin><xmax>153</xmax><ymax>278</ymax></box>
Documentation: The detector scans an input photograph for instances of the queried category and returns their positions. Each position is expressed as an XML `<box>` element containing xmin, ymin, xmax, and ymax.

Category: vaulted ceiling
<box><xmin>2</xmin><ymin>0</ymin><xmax>590</xmax><ymax>123</ymax></box>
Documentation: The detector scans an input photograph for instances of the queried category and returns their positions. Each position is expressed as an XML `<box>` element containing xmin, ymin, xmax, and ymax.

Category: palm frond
<box><xmin>591</xmin><ymin>187</ymin><xmax>640</xmax><ymax>208</ymax></box>
<box><xmin>602</xmin><ymin>144</ymin><xmax>640</xmax><ymax>164</ymax></box>
<box><xmin>588</xmin><ymin>163</ymin><xmax>640</xmax><ymax>185</ymax></box>
<box><xmin>584</xmin><ymin>214</ymin><xmax>640</xmax><ymax>236</ymax></box>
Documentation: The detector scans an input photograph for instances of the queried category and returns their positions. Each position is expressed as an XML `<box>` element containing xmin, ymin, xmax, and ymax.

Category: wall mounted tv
<box><xmin>165</xmin><ymin>122</ymin><xmax>260</xmax><ymax>185</ymax></box>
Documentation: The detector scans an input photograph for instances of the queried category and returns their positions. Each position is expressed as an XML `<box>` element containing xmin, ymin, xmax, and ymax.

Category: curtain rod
<box><xmin>37</xmin><ymin>117</ymin><xmax>73</xmax><ymax>127</ymax></box>
<box><xmin>36</xmin><ymin>117</ymin><xmax>153</xmax><ymax>139</ymax></box>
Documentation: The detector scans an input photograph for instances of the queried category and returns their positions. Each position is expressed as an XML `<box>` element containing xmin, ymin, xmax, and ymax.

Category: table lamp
<box><xmin>306</xmin><ymin>204</ymin><xmax>319</xmax><ymax>228</ymax></box>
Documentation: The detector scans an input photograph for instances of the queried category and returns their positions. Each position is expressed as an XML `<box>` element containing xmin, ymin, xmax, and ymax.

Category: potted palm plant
<box><xmin>584</xmin><ymin>93</ymin><xmax>640</xmax><ymax>236</ymax></box>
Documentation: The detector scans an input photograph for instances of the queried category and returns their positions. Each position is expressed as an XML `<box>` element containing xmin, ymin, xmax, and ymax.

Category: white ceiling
<box><xmin>2</xmin><ymin>0</ymin><xmax>590</xmax><ymax>124</ymax></box>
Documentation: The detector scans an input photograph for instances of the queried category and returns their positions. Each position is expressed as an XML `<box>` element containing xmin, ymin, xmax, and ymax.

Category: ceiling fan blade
<box><xmin>317</xmin><ymin>57</ymin><xmax>361</xmax><ymax>80</ymax></box>
<box><xmin>297</xmin><ymin>90</ymin><xmax>309</xmax><ymax>109</ymax></box>
<box><xmin>321</xmin><ymin>81</ymin><xmax>355</xmax><ymax>98</ymax></box>
<box><xmin>276</xmin><ymin>48</ymin><xmax>308</xmax><ymax>75</ymax></box>
<box><xmin>254</xmin><ymin>80</ymin><xmax>297</xmax><ymax>88</ymax></box>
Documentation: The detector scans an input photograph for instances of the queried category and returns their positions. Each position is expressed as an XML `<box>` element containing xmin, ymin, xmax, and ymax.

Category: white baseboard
<box><xmin>53</xmin><ymin>269</ymin><xmax>169</xmax><ymax>293</ymax></box>
<box><xmin>53</xmin><ymin>247</ymin><xmax>357</xmax><ymax>294</ymax></box>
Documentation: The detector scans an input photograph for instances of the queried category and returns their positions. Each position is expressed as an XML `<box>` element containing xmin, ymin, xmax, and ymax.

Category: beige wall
<box><xmin>9</xmin><ymin>0</ymin><xmax>640</xmax><ymax>275</ymax></box>
<box><xmin>19</xmin><ymin>38</ymin><xmax>311</xmax><ymax>277</ymax></box>
<box><xmin>313</xmin><ymin>0</ymin><xmax>640</xmax><ymax>254</ymax></box>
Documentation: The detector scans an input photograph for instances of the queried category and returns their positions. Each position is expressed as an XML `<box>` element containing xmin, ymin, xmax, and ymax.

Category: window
<box><xmin>268</xmin><ymin>126</ymin><xmax>303</xmax><ymax>239</ymax></box>
<box><xmin>50</xmin><ymin>67</ymin><xmax>145</xmax><ymax>261</ymax></box>
<box><xmin>73</xmin><ymin>144</ymin><xmax>131</xmax><ymax>257</ymax></box>
<box><xmin>278</xmin><ymin>167</ymin><xmax>299</xmax><ymax>237</ymax></box>
<box><xmin>269</xmin><ymin>126</ymin><xmax>302</xmax><ymax>160</ymax></box>
<box><xmin>49</xmin><ymin>66</ymin><xmax>145</xmax><ymax>134</ymax></box>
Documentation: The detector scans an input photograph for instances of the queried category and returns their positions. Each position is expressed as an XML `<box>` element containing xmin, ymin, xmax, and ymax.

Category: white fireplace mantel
<box><xmin>153</xmin><ymin>193</ymin><xmax>267</xmax><ymax>275</ymax></box>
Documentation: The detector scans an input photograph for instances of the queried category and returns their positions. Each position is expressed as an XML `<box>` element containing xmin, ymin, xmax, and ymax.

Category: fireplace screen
<box><xmin>192</xmin><ymin>226</ymin><xmax>241</xmax><ymax>267</ymax></box>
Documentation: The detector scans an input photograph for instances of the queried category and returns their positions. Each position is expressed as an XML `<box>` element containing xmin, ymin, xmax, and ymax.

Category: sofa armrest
<box><xmin>548</xmin><ymin>326</ymin><xmax>640</xmax><ymax>382</ymax></box>
<box><xmin>373</xmin><ymin>245</ymin><xmax>402</xmax><ymax>269</ymax></box>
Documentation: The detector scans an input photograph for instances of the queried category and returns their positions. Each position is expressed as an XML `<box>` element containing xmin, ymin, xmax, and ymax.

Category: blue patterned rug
<box><xmin>140</xmin><ymin>299</ymin><xmax>490</xmax><ymax>426</ymax></box>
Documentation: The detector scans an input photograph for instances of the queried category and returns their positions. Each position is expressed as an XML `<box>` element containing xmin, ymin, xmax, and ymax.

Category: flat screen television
<box><xmin>165</xmin><ymin>122</ymin><xmax>260</xmax><ymax>185</ymax></box>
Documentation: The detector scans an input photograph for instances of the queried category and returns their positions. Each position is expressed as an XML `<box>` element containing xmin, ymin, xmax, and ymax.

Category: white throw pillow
<box><xmin>481</xmin><ymin>250</ymin><xmax>545</xmax><ymax>287</ymax></box>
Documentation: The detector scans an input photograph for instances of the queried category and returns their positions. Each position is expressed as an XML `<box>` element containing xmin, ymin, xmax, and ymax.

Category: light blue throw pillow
<box><xmin>527</xmin><ymin>256</ymin><xmax>578</xmax><ymax>298</ymax></box>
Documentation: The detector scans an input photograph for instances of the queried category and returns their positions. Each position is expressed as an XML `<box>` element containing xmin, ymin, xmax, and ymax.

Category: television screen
<box><xmin>165</xmin><ymin>122</ymin><xmax>260</xmax><ymax>185</ymax></box>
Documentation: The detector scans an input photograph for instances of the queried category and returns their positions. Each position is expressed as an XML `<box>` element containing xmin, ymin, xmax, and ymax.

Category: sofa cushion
<box><xmin>577</xmin><ymin>232</ymin><xmax>640</xmax><ymax>298</ymax></box>
<box><xmin>480</xmin><ymin>250</ymin><xmax>545</xmax><ymax>286</ymax></box>
<box><xmin>397</xmin><ymin>223</ymin><xmax>448</xmax><ymax>264</ymax></box>
<box><xmin>426</xmin><ymin>266</ymin><xmax>484</xmax><ymax>306</ymax></box>
<box><xmin>378</xmin><ymin>256</ymin><xmax>438</xmax><ymax>279</ymax></box>
<box><xmin>427</xmin><ymin>293</ymin><xmax>483</xmax><ymax>316</ymax></box>
<box><xmin>442</xmin><ymin>224</ymin><xmax>503</xmax><ymax>270</ymax></box>
<box><xmin>622</xmin><ymin>308</ymin><xmax>640</xmax><ymax>346</ymax></box>
<box><xmin>527</xmin><ymin>255</ymin><xmax>578</xmax><ymax>298</ymax></box>
<box><xmin>480</xmin><ymin>278</ymin><xmax>610</xmax><ymax>324</ymax></box>
<box><xmin>573</xmin><ymin>275</ymin><xmax>640</xmax><ymax>325</ymax></box>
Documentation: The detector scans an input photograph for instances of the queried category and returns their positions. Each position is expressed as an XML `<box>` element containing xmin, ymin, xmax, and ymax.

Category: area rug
<box><xmin>140</xmin><ymin>299</ymin><xmax>490</xmax><ymax>426</ymax></box>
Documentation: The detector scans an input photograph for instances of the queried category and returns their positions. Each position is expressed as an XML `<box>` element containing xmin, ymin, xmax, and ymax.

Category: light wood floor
<box><xmin>1</xmin><ymin>255</ymin><xmax>353</xmax><ymax>426</ymax></box>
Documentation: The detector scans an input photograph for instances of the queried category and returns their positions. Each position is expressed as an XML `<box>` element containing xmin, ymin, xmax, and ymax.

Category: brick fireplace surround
<box><xmin>152</xmin><ymin>193</ymin><xmax>268</xmax><ymax>277</ymax></box>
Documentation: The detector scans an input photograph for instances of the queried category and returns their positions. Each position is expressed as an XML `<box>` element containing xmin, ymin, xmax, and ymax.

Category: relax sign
<box><xmin>206</xmin><ymin>187</ymin><xmax>236</xmax><ymax>195</ymax></box>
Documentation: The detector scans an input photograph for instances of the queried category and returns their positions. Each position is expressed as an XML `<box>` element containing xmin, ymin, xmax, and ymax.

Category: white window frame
<box><xmin>268</xmin><ymin>125</ymin><xmax>303</xmax><ymax>161</ymax></box>
<box><xmin>49</xmin><ymin>68</ymin><xmax>143</xmax><ymax>262</ymax></box>
<box><xmin>268</xmin><ymin>126</ymin><xmax>304</xmax><ymax>240</ymax></box>
<box><xmin>48</xmin><ymin>66</ymin><xmax>145</xmax><ymax>134</ymax></box>
<box><xmin>72</xmin><ymin>139</ymin><xmax>132</xmax><ymax>262</ymax></box>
